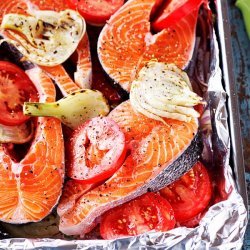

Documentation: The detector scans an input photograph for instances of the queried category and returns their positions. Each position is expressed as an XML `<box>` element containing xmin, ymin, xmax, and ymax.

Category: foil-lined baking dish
<box><xmin>0</xmin><ymin>0</ymin><xmax>248</xmax><ymax>249</ymax></box>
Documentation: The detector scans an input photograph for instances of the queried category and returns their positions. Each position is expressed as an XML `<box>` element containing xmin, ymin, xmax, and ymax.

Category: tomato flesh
<box><xmin>160</xmin><ymin>161</ymin><xmax>212</xmax><ymax>223</ymax></box>
<box><xmin>178</xmin><ymin>209</ymin><xmax>207</xmax><ymax>228</ymax></box>
<box><xmin>0</xmin><ymin>61</ymin><xmax>38</xmax><ymax>126</ymax></box>
<box><xmin>66</xmin><ymin>0</ymin><xmax>125</xmax><ymax>26</ymax></box>
<box><xmin>100</xmin><ymin>193</ymin><xmax>175</xmax><ymax>239</ymax></box>
<box><xmin>152</xmin><ymin>0</ymin><xmax>206</xmax><ymax>32</ymax></box>
<box><xmin>64</xmin><ymin>0</ymin><xmax>77</xmax><ymax>10</ymax></box>
<box><xmin>67</xmin><ymin>117</ymin><xmax>127</xmax><ymax>183</ymax></box>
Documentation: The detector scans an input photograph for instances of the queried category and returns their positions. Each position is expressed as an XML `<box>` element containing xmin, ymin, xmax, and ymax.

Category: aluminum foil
<box><xmin>0</xmin><ymin>8</ymin><xmax>248</xmax><ymax>250</ymax></box>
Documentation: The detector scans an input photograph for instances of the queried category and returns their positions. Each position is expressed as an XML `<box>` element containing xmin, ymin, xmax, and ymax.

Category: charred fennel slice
<box><xmin>0</xmin><ymin>9</ymin><xmax>85</xmax><ymax>66</ymax></box>
<box><xmin>23</xmin><ymin>89</ymin><xmax>110</xmax><ymax>129</ymax></box>
<box><xmin>130</xmin><ymin>62</ymin><xmax>204</xmax><ymax>123</ymax></box>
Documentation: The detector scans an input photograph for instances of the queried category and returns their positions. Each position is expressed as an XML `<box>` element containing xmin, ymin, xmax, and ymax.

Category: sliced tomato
<box><xmin>160</xmin><ymin>161</ymin><xmax>212</xmax><ymax>223</ymax></box>
<box><xmin>194</xmin><ymin>103</ymin><xmax>205</xmax><ymax>116</ymax></box>
<box><xmin>65</xmin><ymin>0</ymin><xmax>125</xmax><ymax>26</ymax></box>
<box><xmin>0</xmin><ymin>61</ymin><xmax>38</xmax><ymax>126</ymax></box>
<box><xmin>64</xmin><ymin>0</ymin><xmax>77</xmax><ymax>10</ymax></box>
<box><xmin>67</xmin><ymin>117</ymin><xmax>127</xmax><ymax>183</ymax></box>
<box><xmin>178</xmin><ymin>209</ymin><xmax>207</xmax><ymax>228</ymax></box>
<box><xmin>100</xmin><ymin>192</ymin><xmax>175</xmax><ymax>239</ymax></box>
<box><xmin>152</xmin><ymin>0</ymin><xmax>206</xmax><ymax>32</ymax></box>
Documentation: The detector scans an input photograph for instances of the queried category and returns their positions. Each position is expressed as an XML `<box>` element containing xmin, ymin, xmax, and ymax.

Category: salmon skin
<box><xmin>0</xmin><ymin>0</ymin><xmax>92</xmax><ymax>95</ymax></box>
<box><xmin>0</xmin><ymin>67</ymin><xmax>64</xmax><ymax>223</ymax></box>
<box><xmin>149</xmin><ymin>133</ymin><xmax>202</xmax><ymax>191</ymax></box>
<box><xmin>98</xmin><ymin>0</ymin><xmax>200</xmax><ymax>92</ymax></box>
<box><xmin>59</xmin><ymin>101</ymin><xmax>200</xmax><ymax>235</ymax></box>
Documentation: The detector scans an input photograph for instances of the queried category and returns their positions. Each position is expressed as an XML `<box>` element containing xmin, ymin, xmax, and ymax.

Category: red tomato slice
<box><xmin>65</xmin><ymin>0</ymin><xmax>125</xmax><ymax>26</ymax></box>
<box><xmin>178</xmin><ymin>209</ymin><xmax>207</xmax><ymax>228</ymax></box>
<box><xmin>160</xmin><ymin>161</ymin><xmax>212</xmax><ymax>223</ymax></box>
<box><xmin>100</xmin><ymin>193</ymin><xmax>175</xmax><ymax>240</ymax></box>
<box><xmin>194</xmin><ymin>103</ymin><xmax>205</xmax><ymax>116</ymax></box>
<box><xmin>67</xmin><ymin>117</ymin><xmax>127</xmax><ymax>183</ymax></box>
<box><xmin>0</xmin><ymin>61</ymin><xmax>38</xmax><ymax>126</ymax></box>
<box><xmin>64</xmin><ymin>0</ymin><xmax>77</xmax><ymax>10</ymax></box>
<box><xmin>152</xmin><ymin>0</ymin><xmax>206</xmax><ymax>32</ymax></box>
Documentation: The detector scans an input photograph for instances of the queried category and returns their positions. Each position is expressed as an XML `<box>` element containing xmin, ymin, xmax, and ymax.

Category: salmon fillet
<box><xmin>59</xmin><ymin>101</ymin><xmax>199</xmax><ymax>235</ymax></box>
<box><xmin>98</xmin><ymin>0</ymin><xmax>198</xmax><ymax>92</ymax></box>
<box><xmin>39</xmin><ymin>65</ymin><xmax>80</xmax><ymax>96</ymax></box>
<box><xmin>57</xmin><ymin>181</ymin><xmax>96</xmax><ymax>217</ymax></box>
<box><xmin>0</xmin><ymin>67</ymin><xmax>64</xmax><ymax>223</ymax></box>
<box><xmin>74</xmin><ymin>33</ymin><xmax>92</xmax><ymax>89</ymax></box>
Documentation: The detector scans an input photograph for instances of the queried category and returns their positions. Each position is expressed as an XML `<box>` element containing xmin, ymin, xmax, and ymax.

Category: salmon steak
<box><xmin>59</xmin><ymin>101</ymin><xmax>201</xmax><ymax>235</ymax></box>
<box><xmin>0</xmin><ymin>67</ymin><xmax>64</xmax><ymax>223</ymax></box>
<box><xmin>98</xmin><ymin>0</ymin><xmax>202</xmax><ymax>92</ymax></box>
<box><xmin>57</xmin><ymin>181</ymin><xmax>96</xmax><ymax>217</ymax></box>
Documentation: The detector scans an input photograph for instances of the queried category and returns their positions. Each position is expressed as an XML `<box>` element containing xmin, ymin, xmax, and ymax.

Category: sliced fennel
<box><xmin>23</xmin><ymin>89</ymin><xmax>110</xmax><ymax>129</ymax></box>
<box><xmin>130</xmin><ymin>62</ymin><xmax>204</xmax><ymax>123</ymax></box>
<box><xmin>0</xmin><ymin>122</ymin><xmax>33</xmax><ymax>144</ymax></box>
<box><xmin>1</xmin><ymin>9</ymin><xmax>85</xmax><ymax>66</ymax></box>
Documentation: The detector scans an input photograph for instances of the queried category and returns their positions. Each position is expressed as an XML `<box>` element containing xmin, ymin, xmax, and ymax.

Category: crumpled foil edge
<box><xmin>0</xmin><ymin>22</ymin><xmax>248</xmax><ymax>250</ymax></box>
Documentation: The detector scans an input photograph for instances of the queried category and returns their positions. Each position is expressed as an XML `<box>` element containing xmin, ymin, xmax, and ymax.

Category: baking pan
<box><xmin>0</xmin><ymin>0</ymin><xmax>248</xmax><ymax>249</ymax></box>
<box><xmin>216</xmin><ymin>0</ymin><xmax>248</xmax><ymax>207</ymax></box>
